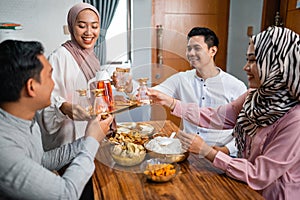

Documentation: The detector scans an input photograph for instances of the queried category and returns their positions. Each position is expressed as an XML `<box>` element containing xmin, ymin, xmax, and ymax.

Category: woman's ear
<box><xmin>25</xmin><ymin>78</ymin><xmax>37</xmax><ymax>97</ymax></box>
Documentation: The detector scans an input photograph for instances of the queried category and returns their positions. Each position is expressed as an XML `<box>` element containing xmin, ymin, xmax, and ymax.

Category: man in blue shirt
<box><xmin>0</xmin><ymin>40</ymin><xmax>113</xmax><ymax>199</ymax></box>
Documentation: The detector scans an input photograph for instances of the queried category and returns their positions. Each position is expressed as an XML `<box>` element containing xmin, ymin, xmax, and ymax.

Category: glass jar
<box><xmin>76</xmin><ymin>89</ymin><xmax>92</xmax><ymax>116</ymax></box>
<box><xmin>137</xmin><ymin>77</ymin><xmax>151</xmax><ymax>105</ymax></box>
<box><xmin>92</xmin><ymin>89</ymin><xmax>109</xmax><ymax>116</ymax></box>
<box><xmin>97</xmin><ymin>80</ymin><xmax>114</xmax><ymax>111</ymax></box>
<box><xmin>115</xmin><ymin>67</ymin><xmax>130</xmax><ymax>92</ymax></box>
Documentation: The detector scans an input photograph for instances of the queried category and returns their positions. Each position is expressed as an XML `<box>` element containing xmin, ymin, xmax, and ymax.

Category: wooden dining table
<box><xmin>92</xmin><ymin>120</ymin><xmax>264</xmax><ymax>200</ymax></box>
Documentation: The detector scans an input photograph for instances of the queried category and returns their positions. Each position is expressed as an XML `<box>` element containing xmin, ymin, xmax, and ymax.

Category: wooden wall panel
<box><xmin>152</xmin><ymin>0</ymin><xmax>230</xmax><ymax>126</ymax></box>
<box><xmin>285</xmin><ymin>0</ymin><xmax>300</xmax><ymax>34</ymax></box>
<box><xmin>164</xmin><ymin>0</ymin><xmax>219</xmax><ymax>13</ymax></box>
<box><xmin>286</xmin><ymin>11</ymin><xmax>300</xmax><ymax>34</ymax></box>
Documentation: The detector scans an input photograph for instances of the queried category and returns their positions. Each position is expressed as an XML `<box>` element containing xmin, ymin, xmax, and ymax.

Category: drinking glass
<box><xmin>76</xmin><ymin>89</ymin><xmax>93</xmax><ymax>116</ymax></box>
<box><xmin>115</xmin><ymin>67</ymin><xmax>130</xmax><ymax>92</ymax></box>
<box><xmin>92</xmin><ymin>89</ymin><xmax>109</xmax><ymax>116</ymax></box>
<box><xmin>137</xmin><ymin>77</ymin><xmax>151</xmax><ymax>105</ymax></box>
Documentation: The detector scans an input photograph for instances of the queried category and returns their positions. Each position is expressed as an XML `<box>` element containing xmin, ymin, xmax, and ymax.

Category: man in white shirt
<box><xmin>153</xmin><ymin>27</ymin><xmax>247</xmax><ymax>156</ymax></box>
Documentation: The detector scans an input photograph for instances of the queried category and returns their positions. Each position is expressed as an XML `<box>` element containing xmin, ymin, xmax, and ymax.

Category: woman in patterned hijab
<box><xmin>234</xmin><ymin>26</ymin><xmax>300</xmax><ymax>157</ymax></box>
<box><xmin>147</xmin><ymin>26</ymin><xmax>300</xmax><ymax>199</ymax></box>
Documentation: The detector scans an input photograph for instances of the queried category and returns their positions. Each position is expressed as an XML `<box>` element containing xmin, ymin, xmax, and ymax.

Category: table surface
<box><xmin>92</xmin><ymin>120</ymin><xmax>264</xmax><ymax>200</ymax></box>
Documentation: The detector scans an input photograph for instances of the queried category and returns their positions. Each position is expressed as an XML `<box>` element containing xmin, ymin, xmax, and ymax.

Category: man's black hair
<box><xmin>187</xmin><ymin>27</ymin><xmax>219</xmax><ymax>48</ymax></box>
<box><xmin>0</xmin><ymin>40</ymin><xmax>44</xmax><ymax>103</ymax></box>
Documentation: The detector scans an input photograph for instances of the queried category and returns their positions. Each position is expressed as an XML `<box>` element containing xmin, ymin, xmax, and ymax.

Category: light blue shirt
<box><xmin>0</xmin><ymin>108</ymin><xmax>99</xmax><ymax>200</ymax></box>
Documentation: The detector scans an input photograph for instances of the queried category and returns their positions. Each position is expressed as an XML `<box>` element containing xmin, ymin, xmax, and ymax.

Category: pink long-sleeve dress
<box><xmin>172</xmin><ymin>92</ymin><xmax>300</xmax><ymax>200</ymax></box>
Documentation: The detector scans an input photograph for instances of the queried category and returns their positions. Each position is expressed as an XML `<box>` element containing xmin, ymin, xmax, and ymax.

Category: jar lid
<box><xmin>116</xmin><ymin>67</ymin><xmax>130</xmax><ymax>73</ymax></box>
<box><xmin>138</xmin><ymin>77</ymin><xmax>149</xmax><ymax>84</ymax></box>
<box><xmin>76</xmin><ymin>89</ymin><xmax>87</xmax><ymax>96</ymax></box>
<box><xmin>92</xmin><ymin>89</ymin><xmax>105</xmax><ymax>97</ymax></box>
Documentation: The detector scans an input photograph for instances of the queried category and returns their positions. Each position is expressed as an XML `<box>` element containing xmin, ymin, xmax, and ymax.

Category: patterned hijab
<box><xmin>234</xmin><ymin>26</ymin><xmax>300</xmax><ymax>157</ymax></box>
<box><xmin>62</xmin><ymin>3</ymin><xmax>100</xmax><ymax>82</ymax></box>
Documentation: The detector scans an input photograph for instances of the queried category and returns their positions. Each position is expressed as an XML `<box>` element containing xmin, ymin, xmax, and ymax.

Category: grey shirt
<box><xmin>0</xmin><ymin>108</ymin><xmax>99</xmax><ymax>200</ymax></box>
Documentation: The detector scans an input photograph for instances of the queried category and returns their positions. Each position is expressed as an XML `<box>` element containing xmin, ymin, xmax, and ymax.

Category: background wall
<box><xmin>226</xmin><ymin>0</ymin><xmax>263</xmax><ymax>85</ymax></box>
<box><xmin>0</xmin><ymin>0</ymin><xmax>80</xmax><ymax>56</ymax></box>
<box><xmin>0</xmin><ymin>0</ymin><xmax>264</xmax><ymax>122</ymax></box>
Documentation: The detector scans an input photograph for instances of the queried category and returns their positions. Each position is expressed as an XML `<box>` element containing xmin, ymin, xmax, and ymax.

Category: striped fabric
<box><xmin>234</xmin><ymin>26</ymin><xmax>300</xmax><ymax>157</ymax></box>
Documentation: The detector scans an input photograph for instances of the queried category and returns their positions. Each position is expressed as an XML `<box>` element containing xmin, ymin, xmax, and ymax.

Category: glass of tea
<box><xmin>97</xmin><ymin>80</ymin><xmax>114</xmax><ymax>111</ymax></box>
<box><xmin>92</xmin><ymin>89</ymin><xmax>109</xmax><ymax>116</ymax></box>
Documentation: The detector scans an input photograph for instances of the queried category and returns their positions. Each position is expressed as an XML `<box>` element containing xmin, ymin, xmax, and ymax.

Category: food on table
<box><xmin>144</xmin><ymin>137</ymin><xmax>183</xmax><ymax>154</ymax></box>
<box><xmin>143</xmin><ymin>161</ymin><xmax>179</xmax><ymax>182</ymax></box>
<box><xmin>116</xmin><ymin>122</ymin><xmax>154</xmax><ymax>136</ymax></box>
<box><xmin>111</xmin><ymin>142</ymin><xmax>146</xmax><ymax>166</ymax></box>
<box><xmin>108</xmin><ymin>131</ymin><xmax>149</xmax><ymax>145</ymax></box>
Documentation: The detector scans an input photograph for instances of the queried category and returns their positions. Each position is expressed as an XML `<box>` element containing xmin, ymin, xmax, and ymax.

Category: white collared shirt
<box><xmin>153</xmin><ymin>68</ymin><xmax>247</xmax><ymax>156</ymax></box>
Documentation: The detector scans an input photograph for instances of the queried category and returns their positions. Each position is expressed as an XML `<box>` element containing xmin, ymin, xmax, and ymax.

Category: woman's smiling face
<box><xmin>73</xmin><ymin>9</ymin><xmax>100</xmax><ymax>49</ymax></box>
<box><xmin>243</xmin><ymin>39</ymin><xmax>261</xmax><ymax>88</ymax></box>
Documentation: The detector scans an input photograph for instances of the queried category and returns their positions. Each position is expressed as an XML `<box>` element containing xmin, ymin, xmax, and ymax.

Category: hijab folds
<box><xmin>234</xmin><ymin>26</ymin><xmax>300</xmax><ymax>157</ymax></box>
<box><xmin>62</xmin><ymin>3</ymin><xmax>100</xmax><ymax>83</ymax></box>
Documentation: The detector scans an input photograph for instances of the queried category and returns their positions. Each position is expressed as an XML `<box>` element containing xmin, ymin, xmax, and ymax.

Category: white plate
<box><xmin>116</xmin><ymin>127</ymin><xmax>131</xmax><ymax>134</ymax></box>
<box><xmin>137</xmin><ymin>123</ymin><xmax>155</xmax><ymax>135</ymax></box>
<box><xmin>117</xmin><ymin>122</ymin><xmax>137</xmax><ymax>129</ymax></box>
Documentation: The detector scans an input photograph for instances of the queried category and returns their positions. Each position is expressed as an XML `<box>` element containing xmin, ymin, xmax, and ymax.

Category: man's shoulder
<box><xmin>159</xmin><ymin>69</ymin><xmax>195</xmax><ymax>83</ymax></box>
<box><xmin>220</xmin><ymin>70</ymin><xmax>245</xmax><ymax>85</ymax></box>
<box><xmin>173</xmin><ymin>69</ymin><xmax>195</xmax><ymax>79</ymax></box>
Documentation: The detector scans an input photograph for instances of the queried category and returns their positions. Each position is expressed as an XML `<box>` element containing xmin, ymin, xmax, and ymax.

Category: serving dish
<box><xmin>146</xmin><ymin>150</ymin><xmax>189</xmax><ymax>163</ymax></box>
<box><xmin>141</xmin><ymin>158</ymin><xmax>180</xmax><ymax>182</ymax></box>
<box><xmin>111</xmin><ymin>142</ymin><xmax>146</xmax><ymax>166</ymax></box>
<box><xmin>117</xmin><ymin>122</ymin><xmax>137</xmax><ymax>129</ymax></box>
<box><xmin>116</xmin><ymin>122</ymin><xmax>155</xmax><ymax>136</ymax></box>
<box><xmin>144</xmin><ymin>137</ymin><xmax>189</xmax><ymax>163</ymax></box>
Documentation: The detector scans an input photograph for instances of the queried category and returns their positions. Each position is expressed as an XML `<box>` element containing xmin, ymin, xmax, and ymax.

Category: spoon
<box><xmin>158</xmin><ymin>132</ymin><xmax>176</xmax><ymax>146</ymax></box>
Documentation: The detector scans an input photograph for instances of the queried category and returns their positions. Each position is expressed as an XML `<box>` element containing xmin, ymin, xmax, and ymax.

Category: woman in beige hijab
<box><xmin>42</xmin><ymin>3</ymin><xmax>102</xmax><ymax>150</ymax></box>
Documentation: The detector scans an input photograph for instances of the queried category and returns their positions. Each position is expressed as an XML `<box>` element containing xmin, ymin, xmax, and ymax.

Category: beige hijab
<box><xmin>62</xmin><ymin>2</ymin><xmax>100</xmax><ymax>83</ymax></box>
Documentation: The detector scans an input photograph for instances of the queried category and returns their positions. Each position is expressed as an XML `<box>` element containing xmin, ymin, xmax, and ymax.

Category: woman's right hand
<box><xmin>60</xmin><ymin>102</ymin><xmax>91</xmax><ymax>120</ymax></box>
